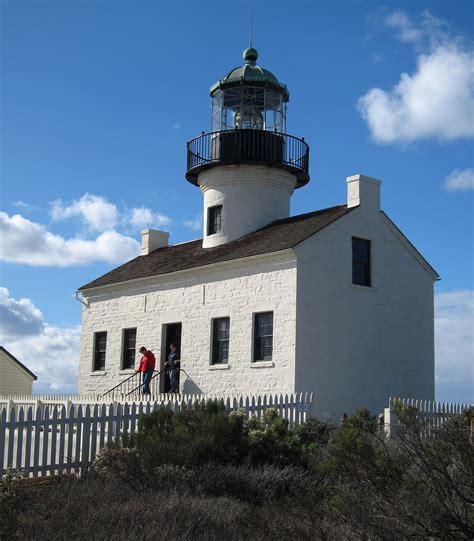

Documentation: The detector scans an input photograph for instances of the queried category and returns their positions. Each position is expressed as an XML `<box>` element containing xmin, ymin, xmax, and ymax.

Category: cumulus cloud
<box><xmin>51</xmin><ymin>193</ymin><xmax>119</xmax><ymax>232</ymax></box>
<box><xmin>435</xmin><ymin>290</ymin><xmax>473</xmax><ymax>403</ymax></box>
<box><xmin>183</xmin><ymin>215</ymin><xmax>203</xmax><ymax>232</ymax></box>
<box><xmin>0</xmin><ymin>211</ymin><xmax>140</xmax><ymax>266</ymax></box>
<box><xmin>0</xmin><ymin>289</ymin><xmax>80</xmax><ymax>394</ymax></box>
<box><xmin>358</xmin><ymin>11</ymin><xmax>474</xmax><ymax>144</ymax></box>
<box><xmin>0</xmin><ymin>287</ymin><xmax>44</xmax><ymax>337</ymax></box>
<box><xmin>442</xmin><ymin>168</ymin><xmax>474</xmax><ymax>192</ymax></box>
<box><xmin>128</xmin><ymin>207</ymin><xmax>171</xmax><ymax>231</ymax></box>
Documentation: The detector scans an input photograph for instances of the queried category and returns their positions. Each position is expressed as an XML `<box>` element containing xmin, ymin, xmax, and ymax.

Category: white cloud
<box><xmin>435</xmin><ymin>290</ymin><xmax>474</xmax><ymax>403</ymax></box>
<box><xmin>172</xmin><ymin>122</ymin><xmax>182</xmax><ymax>130</ymax></box>
<box><xmin>0</xmin><ymin>289</ymin><xmax>80</xmax><ymax>394</ymax></box>
<box><xmin>358</xmin><ymin>11</ymin><xmax>474</xmax><ymax>144</ymax></box>
<box><xmin>183</xmin><ymin>215</ymin><xmax>202</xmax><ymax>232</ymax></box>
<box><xmin>128</xmin><ymin>207</ymin><xmax>171</xmax><ymax>231</ymax></box>
<box><xmin>0</xmin><ymin>211</ymin><xmax>140</xmax><ymax>266</ymax></box>
<box><xmin>384</xmin><ymin>11</ymin><xmax>423</xmax><ymax>44</ymax></box>
<box><xmin>442</xmin><ymin>168</ymin><xmax>474</xmax><ymax>192</ymax></box>
<box><xmin>51</xmin><ymin>193</ymin><xmax>119</xmax><ymax>232</ymax></box>
<box><xmin>0</xmin><ymin>287</ymin><xmax>44</xmax><ymax>337</ymax></box>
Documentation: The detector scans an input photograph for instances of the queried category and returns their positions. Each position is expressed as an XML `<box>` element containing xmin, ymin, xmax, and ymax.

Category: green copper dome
<box><xmin>210</xmin><ymin>47</ymin><xmax>289</xmax><ymax>102</ymax></box>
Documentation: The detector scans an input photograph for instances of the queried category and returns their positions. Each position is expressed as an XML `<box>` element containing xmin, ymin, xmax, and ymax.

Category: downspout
<box><xmin>75</xmin><ymin>290</ymin><xmax>89</xmax><ymax>308</ymax></box>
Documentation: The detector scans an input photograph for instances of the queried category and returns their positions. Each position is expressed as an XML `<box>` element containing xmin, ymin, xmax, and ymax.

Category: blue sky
<box><xmin>1</xmin><ymin>0</ymin><xmax>473</xmax><ymax>402</ymax></box>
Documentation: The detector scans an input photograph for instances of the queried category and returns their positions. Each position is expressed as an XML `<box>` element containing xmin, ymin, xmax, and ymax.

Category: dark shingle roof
<box><xmin>79</xmin><ymin>205</ymin><xmax>353</xmax><ymax>291</ymax></box>
<box><xmin>0</xmin><ymin>346</ymin><xmax>38</xmax><ymax>380</ymax></box>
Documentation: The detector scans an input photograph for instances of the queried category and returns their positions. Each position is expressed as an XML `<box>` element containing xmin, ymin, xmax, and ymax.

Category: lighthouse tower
<box><xmin>186</xmin><ymin>47</ymin><xmax>310</xmax><ymax>248</ymax></box>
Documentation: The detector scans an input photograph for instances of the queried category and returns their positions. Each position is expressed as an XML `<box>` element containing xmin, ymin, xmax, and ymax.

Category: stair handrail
<box><xmin>101</xmin><ymin>371</ymin><xmax>139</xmax><ymax>397</ymax></box>
<box><xmin>125</xmin><ymin>370</ymin><xmax>161</xmax><ymax>397</ymax></box>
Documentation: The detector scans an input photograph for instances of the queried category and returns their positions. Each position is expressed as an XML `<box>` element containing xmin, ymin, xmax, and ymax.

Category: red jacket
<box><xmin>138</xmin><ymin>350</ymin><xmax>156</xmax><ymax>372</ymax></box>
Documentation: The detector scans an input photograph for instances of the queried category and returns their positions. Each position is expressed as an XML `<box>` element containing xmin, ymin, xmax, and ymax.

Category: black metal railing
<box><xmin>186</xmin><ymin>129</ymin><xmax>310</xmax><ymax>187</ymax></box>
<box><xmin>101</xmin><ymin>370</ymin><xmax>161</xmax><ymax>399</ymax></box>
<box><xmin>125</xmin><ymin>371</ymin><xmax>161</xmax><ymax>397</ymax></box>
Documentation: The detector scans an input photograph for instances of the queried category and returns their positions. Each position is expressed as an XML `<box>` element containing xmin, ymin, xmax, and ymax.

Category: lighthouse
<box><xmin>186</xmin><ymin>47</ymin><xmax>310</xmax><ymax>248</ymax></box>
<box><xmin>78</xmin><ymin>44</ymin><xmax>437</xmax><ymax>420</ymax></box>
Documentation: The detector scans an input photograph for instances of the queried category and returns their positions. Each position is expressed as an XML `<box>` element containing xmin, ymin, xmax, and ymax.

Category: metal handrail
<box><xmin>125</xmin><ymin>370</ymin><xmax>161</xmax><ymax>397</ymax></box>
<box><xmin>101</xmin><ymin>371</ymin><xmax>138</xmax><ymax>397</ymax></box>
<box><xmin>185</xmin><ymin>129</ymin><xmax>310</xmax><ymax>186</ymax></box>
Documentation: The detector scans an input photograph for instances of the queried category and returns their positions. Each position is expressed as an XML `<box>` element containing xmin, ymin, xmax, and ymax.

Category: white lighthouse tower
<box><xmin>185</xmin><ymin>47</ymin><xmax>310</xmax><ymax>248</ymax></box>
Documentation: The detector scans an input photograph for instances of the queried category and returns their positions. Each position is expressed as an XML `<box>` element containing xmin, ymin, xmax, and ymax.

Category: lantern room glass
<box><xmin>211</xmin><ymin>87</ymin><xmax>286</xmax><ymax>133</ymax></box>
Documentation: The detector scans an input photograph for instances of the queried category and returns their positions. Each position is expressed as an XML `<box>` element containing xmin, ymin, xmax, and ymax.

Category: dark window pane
<box><xmin>122</xmin><ymin>328</ymin><xmax>137</xmax><ymax>370</ymax></box>
<box><xmin>212</xmin><ymin>317</ymin><xmax>230</xmax><ymax>364</ymax></box>
<box><xmin>208</xmin><ymin>206</ymin><xmax>223</xmax><ymax>235</ymax></box>
<box><xmin>254</xmin><ymin>312</ymin><xmax>273</xmax><ymax>361</ymax></box>
<box><xmin>352</xmin><ymin>237</ymin><xmax>371</xmax><ymax>287</ymax></box>
<box><xmin>94</xmin><ymin>331</ymin><xmax>107</xmax><ymax>371</ymax></box>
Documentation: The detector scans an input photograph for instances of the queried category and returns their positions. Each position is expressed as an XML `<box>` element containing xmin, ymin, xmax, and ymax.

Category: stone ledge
<box><xmin>91</xmin><ymin>371</ymin><xmax>108</xmax><ymax>377</ymax></box>
<box><xmin>208</xmin><ymin>364</ymin><xmax>231</xmax><ymax>371</ymax></box>
<box><xmin>249</xmin><ymin>361</ymin><xmax>275</xmax><ymax>368</ymax></box>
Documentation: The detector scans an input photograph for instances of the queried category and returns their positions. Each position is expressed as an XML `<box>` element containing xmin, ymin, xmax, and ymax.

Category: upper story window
<box><xmin>122</xmin><ymin>328</ymin><xmax>137</xmax><ymax>370</ymax></box>
<box><xmin>352</xmin><ymin>237</ymin><xmax>371</xmax><ymax>287</ymax></box>
<box><xmin>253</xmin><ymin>312</ymin><xmax>273</xmax><ymax>362</ymax></box>
<box><xmin>208</xmin><ymin>205</ymin><xmax>222</xmax><ymax>235</ymax></box>
<box><xmin>93</xmin><ymin>331</ymin><xmax>107</xmax><ymax>371</ymax></box>
<box><xmin>212</xmin><ymin>317</ymin><xmax>230</xmax><ymax>364</ymax></box>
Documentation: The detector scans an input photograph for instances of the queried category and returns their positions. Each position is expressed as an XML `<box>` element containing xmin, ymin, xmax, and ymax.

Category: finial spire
<box><xmin>249</xmin><ymin>0</ymin><xmax>253</xmax><ymax>48</ymax></box>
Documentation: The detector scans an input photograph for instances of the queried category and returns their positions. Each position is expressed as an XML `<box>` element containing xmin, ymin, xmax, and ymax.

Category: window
<box><xmin>352</xmin><ymin>237</ymin><xmax>371</xmax><ymax>287</ymax></box>
<box><xmin>208</xmin><ymin>205</ymin><xmax>222</xmax><ymax>235</ymax></box>
<box><xmin>253</xmin><ymin>312</ymin><xmax>273</xmax><ymax>361</ymax></box>
<box><xmin>122</xmin><ymin>328</ymin><xmax>137</xmax><ymax>370</ymax></box>
<box><xmin>93</xmin><ymin>331</ymin><xmax>107</xmax><ymax>371</ymax></box>
<box><xmin>212</xmin><ymin>317</ymin><xmax>230</xmax><ymax>364</ymax></box>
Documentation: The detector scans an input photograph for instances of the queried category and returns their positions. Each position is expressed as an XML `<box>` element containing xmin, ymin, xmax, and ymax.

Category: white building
<box><xmin>0</xmin><ymin>346</ymin><xmax>37</xmax><ymax>395</ymax></box>
<box><xmin>77</xmin><ymin>48</ymin><xmax>438</xmax><ymax>419</ymax></box>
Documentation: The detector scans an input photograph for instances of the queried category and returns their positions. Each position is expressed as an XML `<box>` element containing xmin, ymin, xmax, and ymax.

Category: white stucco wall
<box><xmin>78</xmin><ymin>252</ymin><xmax>297</xmax><ymax>396</ymax></box>
<box><xmin>198</xmin><ymin>164</ymin><xmax>296</xmax><ymax>248</ymax></box>
<box><xmin>0</xmin><ymin>350</ymin><xmax>35</xmax><ymax>395</ymax></box>
<box><xmin>294</xmin><ymin>205</ymin><xmax>436</xmax><ymax>420</ymax></box>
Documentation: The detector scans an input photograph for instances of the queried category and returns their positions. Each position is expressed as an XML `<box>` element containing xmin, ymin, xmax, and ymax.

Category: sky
<box><xmin>0</xmin><ymin>0</ymin><xmax>473</xmax><ymax>402</ymax></box>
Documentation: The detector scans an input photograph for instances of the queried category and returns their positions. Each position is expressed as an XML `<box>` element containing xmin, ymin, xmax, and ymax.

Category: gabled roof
<box><xmin>79</xmin><ymin>204</ymin><xmax>354</xmax><ymax>291</ymax></box>
<box><xmin>0</xmin><ymin>346</ymin><xmax>38</xmax><ymax>380</ymax></box>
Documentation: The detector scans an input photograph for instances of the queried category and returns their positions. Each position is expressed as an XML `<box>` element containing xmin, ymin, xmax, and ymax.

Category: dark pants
<box><xmin>142</xmin><ymin>368</ymin><xmax>154</xmax><ymax>394</ymax></box>
<box><xmin>168</xmin><ymin>368</ymin><xmax>179</xmax><ymax>393</ymax></box>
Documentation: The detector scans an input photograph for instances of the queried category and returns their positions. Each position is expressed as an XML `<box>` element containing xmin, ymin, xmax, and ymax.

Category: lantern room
<box><xmin>186</xmin><ymin>47</ymin><xmax>310</xmax><ymax>187</ymax></box>
<box><xmin>209</xmin><ymin>47</ymin><xmax>288</xmax><ymax>133</ymax></box>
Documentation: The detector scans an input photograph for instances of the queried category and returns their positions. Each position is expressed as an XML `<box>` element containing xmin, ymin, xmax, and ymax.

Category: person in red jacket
<box><xmin>137</xmin><ymin>346</ymin><xmax>156</xmax><ymax>395</ymax></box>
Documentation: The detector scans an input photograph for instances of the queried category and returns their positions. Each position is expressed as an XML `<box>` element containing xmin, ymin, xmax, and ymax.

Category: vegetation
<box><xmin>1</xmin><ymin>403</ymin><xmax>473</xmax><ymax>540</ymax></box>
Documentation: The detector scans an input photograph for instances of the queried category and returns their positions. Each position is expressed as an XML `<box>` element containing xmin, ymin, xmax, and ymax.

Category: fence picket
<box><xmin>15</xmin><ymin>408</ymin><xmax>25</xmax><ymax>470</ymax></box>
<box><xmin>75</xmin><ymin>405</ymin><xmax>83</xmax><ymax>473</ymax></box>
<box><xmin>41</xmin><ymin>406</ymin><xmax>50</xmax><ymax>476</ymax></box>
<box><xmin>0</xmin><ymin>410</ymin><xmax>6</xmax><ymax>473</ymax></box>
<box><xmin>66</xmin><ymin>404</ymin><xmax>75</xmax><ymax>474</ymax></box>
<box><xmin>58</xmin><ymin>406</ymin><xmax>66</xmax><ymax>475</ymax></box>
<box><xmin>6</xmin><ymin>408</ymin><xmax>15</xmax><ymax>470</ymax></box>
<box><xmin>33</xmin><ymin>406</ymin><xmax>42</xmax><ymax>477</ymax></box>
<box><xmin>81</xmin><ymin>405</ymin><xmax>92</xmax><ymax>471</ymax></box>
<box><xmin>24</xmin><ymin>408</ymin><xmax>33</xmax><ymax>474</ymax></box>
<box><xmin>50</xmin><ymin>407</ymin><xmax>59</xmax><ymax>476</ymax></box>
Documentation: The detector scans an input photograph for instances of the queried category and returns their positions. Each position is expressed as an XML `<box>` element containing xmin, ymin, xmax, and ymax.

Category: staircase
<box><xmin>101</xmin><ymin>371</ymin><xmax>161</xmax><ymax>399</ymax></box>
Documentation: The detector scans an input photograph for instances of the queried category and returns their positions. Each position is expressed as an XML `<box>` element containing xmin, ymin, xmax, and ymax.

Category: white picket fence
<box><xmin>0</xmin><ymin>392</ymin><xmax>312</xmax><ymax>477</ymax></box>
<box><xmin>383</xmin><ymin>397</ymin><xmax>472</xmax><ymax>437</ymax></box>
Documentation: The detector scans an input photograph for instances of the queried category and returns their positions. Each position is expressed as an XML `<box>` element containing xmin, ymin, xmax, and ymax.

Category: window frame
<box><xmin>93</xmin><ymin>331</ymin><xmax>107</xmax><ymax>372</ymax></box>
<box><xmin>211</xmin><ymin>317</ymin><xmax>230</xmax><ymax>365</ymax></box>
<box><xmin>253</xmin><ymin>312</ymin><xmax>273</xmax><ymax>362</ymax></box>
<box><xmin>352</xmin><ymin>236</ymin><xmax>371</xmax><ymax>287</ymax></box>
<box><xmin>207</xmin><ymin>205</ymin><xmax>223</xmax><ymax>236</ymax></box>
<box><xmin>121</xmin><ymin>328</ymin><xmax>137</xmax><ymax>370</ymax></box>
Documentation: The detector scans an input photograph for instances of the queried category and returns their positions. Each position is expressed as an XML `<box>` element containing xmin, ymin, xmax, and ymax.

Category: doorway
<box><xmin>160</xmin><ymin>323</ymin><xmax>182</xmax><ymax>393</ymax></box>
